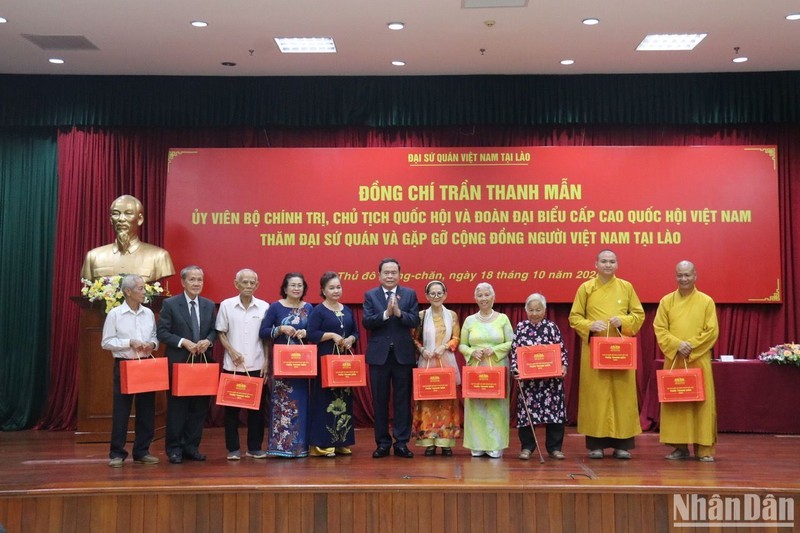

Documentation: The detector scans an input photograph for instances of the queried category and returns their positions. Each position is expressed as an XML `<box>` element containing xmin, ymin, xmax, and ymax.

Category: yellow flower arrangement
<box><xmin>81</xmin><ymin>275</ymin><xmax>164</xmax><ymax>313</ymax></box>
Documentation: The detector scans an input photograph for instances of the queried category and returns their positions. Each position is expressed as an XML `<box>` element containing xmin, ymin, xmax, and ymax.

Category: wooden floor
<box><xmin>1</xmin><ymin>428</ymin><xmax>798</xmax><ymax>532</ymax></box>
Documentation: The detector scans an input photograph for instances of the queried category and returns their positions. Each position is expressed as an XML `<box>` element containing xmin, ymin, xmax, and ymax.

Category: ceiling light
<box><xmin>0</xmin><ymin>17</ymin><xmax>8</xmax><ymax>24</ymax></box>
<box><xmin>731</xmin><ymin>46</ymin><xmax>748</xmax><ymax>63</ymax></box>
<box><xmin>49</xmin><ymin>58</ymin><xmax>64</xmax><ymax>64</ymax></box>
<box><xmin>636</xmin><ymin>33</ymin><xmax>707</xmax><ymax>51</ymax></box>
<box><xmin>391</xmin><ymin>60</ymin><xmax>406</xmax><ymax>66</ymax></box>
<box><xmin>274</xmin><ymin>37</ymin><xmax>336</xmax><ymax>54</ymax></box>
<box><xmin>786</xmin><ymin>13</ymin><xmax>800</xmax><ymax>21</ymax></box>
<box><xmin>560</xmin><ymin>59</ymin><xmax>575</xmax><ymax>66</ymax></box>
<box><xmin>191</xmin><ymin>21</ymin><xmax>208</xmax><ymax>28</ymax></box>
<box><xmin>387</xmin><ymin>22</ymin><xmax>404</xmax><ymax>30</ymax></box>
<box><xmin>582</xmin><ymin>18</ymin><xmax>599</xmax><ymax>26</ymax></box>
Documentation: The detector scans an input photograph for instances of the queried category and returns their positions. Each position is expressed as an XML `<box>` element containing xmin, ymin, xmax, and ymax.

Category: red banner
<box><xmin>164</xmin><ymin>146</ymin><xmax>780</xmax><ymax>303</ymax></box>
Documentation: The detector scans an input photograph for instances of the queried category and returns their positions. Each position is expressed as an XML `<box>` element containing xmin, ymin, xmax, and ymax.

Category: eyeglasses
<box><xmin>427</xmin><ymin>292</ymin><xmax>444</xmax><ymax>298</ymax></box>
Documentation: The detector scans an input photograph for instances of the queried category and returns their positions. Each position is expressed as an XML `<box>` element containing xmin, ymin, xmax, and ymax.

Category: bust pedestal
<box><xmin>72</xmin><ymin>296</ymin><xmax>167</xmax><ymax>443</ymax></box>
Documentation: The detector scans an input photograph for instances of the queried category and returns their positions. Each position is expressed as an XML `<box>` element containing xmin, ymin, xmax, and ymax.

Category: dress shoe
<box><xmin>108</xmin><ymin>457</ymin><xmax>124</xmax><ymax>468</ymax></box>
<box><xmin>424</xmin><ymin>446</ymin><xmax>436</xmax><ymax>456</ymax></box>
<box><xmin>168</xmin><ymin>454</ymin><xmax>183</xmax><ymax>464</ymax></box>
<box><xmin>665</xmin><ymin>448</ymin><xmax>690</xmax><ymax>460</ymax></box>
<box><xmin>184</xmin><ymin>451</ymin><xmax>206</xmax><ymax>461</ymax></box>
<box><xmin>133</xmin><ymin>454</ymin><xmax>159</xmax><ymax>465</ymax></box>
<box><xmin>441</xmin><ymin>447</ymin><xmax>453</xmax><ymax>457</ymax></box>
<box><xmin>334</xmin><ymin>447</ymin><xmax>352</xmax><ymax>455</ymax></box>
<box><xmin>612</xmin><ymin>449</ymin><xmax>631</xmax><ymax>460</ymax></box>
<box><xmin>393</xmin><ymin>445</ymin><xmax>414</xmax><ymax>458</ymax></box>
<box><xmin>470</xmin><ymin>449</ymin><xmax>486</xmax><ymax>457</ymax></box>
<box><xmin>548</xmin><ymin>450</ymin><xmax>565</xmax><ymax>460</ymax></box>
<box><xmin>372</xmin><ymin>446</ymin><xmax>390</xmax><ymax>458</ymax></box>
<box><xmin>486</xmin><ymin>450</ymin><xmax>503</xmax><ymax>459</ymax></box>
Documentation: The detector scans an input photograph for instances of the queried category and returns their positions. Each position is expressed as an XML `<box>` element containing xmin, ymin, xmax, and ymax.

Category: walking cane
<box><xmin>514</xmin><ymin>374</ymin><xmax>546</xmax><ymax>464</ymax></box>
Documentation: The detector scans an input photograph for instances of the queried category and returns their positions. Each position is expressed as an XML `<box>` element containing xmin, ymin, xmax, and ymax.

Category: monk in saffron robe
<box><xmin>654</xmin><ymin>260</ymin><xmax>719</xmax><ymax>462</ymax></box>
<box><xmin>569</xmin><ymin>249</ymin><xmax>645</xmax><ymax>459</ymax></box>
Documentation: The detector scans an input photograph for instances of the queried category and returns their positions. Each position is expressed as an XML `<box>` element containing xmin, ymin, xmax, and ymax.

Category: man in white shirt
<box><xmin>101</xmin><ymin>274</ymin><xmax>159</xmax><ymax>468</ymax></box>
<box><xmin>216</xmin><ymin>269</ymin><xmax>269</xmax><ymax>460</ymax></box>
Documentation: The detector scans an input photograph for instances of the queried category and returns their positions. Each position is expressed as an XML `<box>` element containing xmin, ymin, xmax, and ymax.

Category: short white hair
<box><xmin>475</xmin><ymin>282</ymin><xmax>495</xmax><ymax>297</ymax></box>
<box><xmin>235</xmin><ymin>268</ymin><xmax>258</xmax><ymax>282</ymax></box>
<box><xmin>121</xmin><ymin>274</ymin><xmax>142</xmax><ymax>291</ymax></box>
<box><xmin>525</xmin><ymin>292</ymin><xmax>547</xmax><ymax>309</ymax></box>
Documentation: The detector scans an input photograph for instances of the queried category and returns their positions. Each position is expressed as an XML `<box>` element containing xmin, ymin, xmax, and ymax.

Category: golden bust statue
<box><xmin>81</xmin><ymin>195</ymin><xmax>175</xmax><ymax>282</ymax></box>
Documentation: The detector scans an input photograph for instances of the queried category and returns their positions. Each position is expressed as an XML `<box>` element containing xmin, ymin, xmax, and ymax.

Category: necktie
<box><xmin>386</xmin><ymin>291</ymin><xmax>393</xmax><ymax>301</ymax></box>
<box><xmin>189</xmin><ymin>300</ymin><xmax>200</xmax><ymax>342</ymax></box>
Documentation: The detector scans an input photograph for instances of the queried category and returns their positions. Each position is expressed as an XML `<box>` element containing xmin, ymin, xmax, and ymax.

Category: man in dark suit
<box><xmin>362</xmin><ymin>258</ymin><xmax>420</xmax><ymax>458</ymax></box>
<box><xmin>157</xmin><ymin>265</ymin><xmax>217</xmax><ymax>464</ymax></box>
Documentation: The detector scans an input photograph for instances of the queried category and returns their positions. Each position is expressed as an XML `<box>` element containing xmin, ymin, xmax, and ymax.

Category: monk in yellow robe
<box><xmin>653</xmin><ymin>260</ymin><xmax>719</xmax><ymax>462</ymax></box>
<box><xmin>569</xmin><ymin>249</ymin><xmax>645</xmax><ymax>459</ymax></box>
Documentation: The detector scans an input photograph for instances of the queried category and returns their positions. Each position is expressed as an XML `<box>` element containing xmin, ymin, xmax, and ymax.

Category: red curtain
<box><xmin>39</xmin><ymin>125</ymin><xmax>799</xmax><ymax>430</ymax></box>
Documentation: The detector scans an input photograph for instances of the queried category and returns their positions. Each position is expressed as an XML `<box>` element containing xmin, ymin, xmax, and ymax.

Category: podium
<box><xmin>73</xmin><ymin>296</ymin><xmax>167</xmax><ymax>443</ymax></box>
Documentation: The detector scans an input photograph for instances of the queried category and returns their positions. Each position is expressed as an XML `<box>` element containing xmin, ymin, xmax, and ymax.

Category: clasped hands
<box><xmin>183</xmin><ymin>338</ymin><xmax>212</xmax><ymax>355</ymax></box>
<box><xmin>472</xmin><ymin>347</ymin><xmax>495</xmax><ymax>361</ymax></box>
<box><xmin>331</xmin><ymin>334</ymin><xmax>355</xmax><ymax>351</ymax></box>
<box><xmin>386</xmin><ymin>294</ymin><xmax>402</xmax><ymax>318</ymax></box>
<box><xmin>676</xmin><ymin>341</ymin><xmax>693</xmax><ymax>358</ymax></box>
<box><xmin>589</xmin><ymin>316</ymin><xmax>623</xmax><ymax>333</ymax></box>
<box><xmin>130</xmin><ymin>339</ymin><xmax>155</xmax><ymax>356</ymax></box>
<box><xmin>280</xmin><ymin>325</ymin><xmax>307</xmax><ymax>340</ymax></box>
<box><xmin>421</xmin><ymin>344</ymin><xmax>448</xmax><ymax>360</ymax></box>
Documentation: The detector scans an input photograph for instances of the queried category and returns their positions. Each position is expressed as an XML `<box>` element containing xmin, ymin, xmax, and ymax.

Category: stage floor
<box><xmin>2</xmin><ymin>428</ymin><xmax>798</xmax><ymax>532</ymax></box>
<box><xmin>3</xmin><ymin>428</ymin><xmax>799</xmax><ymax>495</ymax></box>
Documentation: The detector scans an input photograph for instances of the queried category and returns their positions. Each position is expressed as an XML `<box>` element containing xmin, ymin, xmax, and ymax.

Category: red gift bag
<box><xmin>516</xmin><ymin>344</ymin><xmax>563</xmax><ymax>379</ymax></box>
<box><xmin>215</xmin><ymin>372</ymin><xmax>264</xmax><ymax>410</ymax></box>
<box><xmin>590</xmin><ymin>336</ymin><xmax>637</xmax><ymax>370</ymax></box>
<box><xmin>171</xmin><ymin>355</ymin><xmax>220</xmax><ymax>396</ymax></box>
<box><xmin>321</xmin><ymin>351</ymin><xmax>367</xmax><ymax>388</ymax></box>
<box><xmin>413</xmin><ymin>363</ymin><xmax>458</xmax><ymax>400</ymax></box>
<box><xmin>462</xmin><ymin>363</ymin><xmax>507</xmax><ymax>399</ymax></box>
<box><xmin>120</xmin><ymin>356</ymin><xmax>169</xmax><ymax>394</ymax></box>
<box><xmin>273</xmin><ymin>342</ymin><xmax>318</xmax><ymax>377</ymax></box>
<box><xmin>657</xmin><ymin>359</ymin><xmax>706</xmax><ymax>402</ymax></box>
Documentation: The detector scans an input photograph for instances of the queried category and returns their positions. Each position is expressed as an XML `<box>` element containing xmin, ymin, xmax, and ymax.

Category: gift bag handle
<box><xmin>604</xmin><ymin>322</ymin><xmax>625</xmax><ymax>338</ymax></box>
<box><xmin>133</xmin><ymin>350</ymin><xmax>156</xmax><ymax>361</ymax></box>
<box><xmin>185</xmin><ymin>352</ymin><xmax>210</xmax><ymax>365</ymax></box>
<box><xmin>668</xmin><ymin>356</ymin><xmax>689</xmax><ymax>372</ymax></box>
<box><xmin>424</xmin><ymin>355</ymin><xmax>444</xmax><ymax>369</ymax></box>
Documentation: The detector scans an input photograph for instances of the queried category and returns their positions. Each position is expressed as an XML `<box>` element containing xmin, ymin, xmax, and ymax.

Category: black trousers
<box><xmin>518</xmin><ymin>423</ymin><xmax>565</xmax><ymax>453</ymax></box>
<box><xmin>585</xmin><ymin>435</ymin><xmax>636</xmax><ymax>451</ymax></box>
<box><xmin>223</xmin><ymin>370</ymin><xmax>266</xmax><ymax>453</ymax></box>
<box><xmin>369</xmin><ymin>348</ymin><xmax>413</xmax><ymax>448</ymax></box>
<box><xmin>110</xmin><ymin>359</ymin><xmax>155</xmax><ymax>460</ymax></box>
<box><xmin>165</xmin><ymin>385</ymin><xmax>209</xmax><ymax>457</ymax></box>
